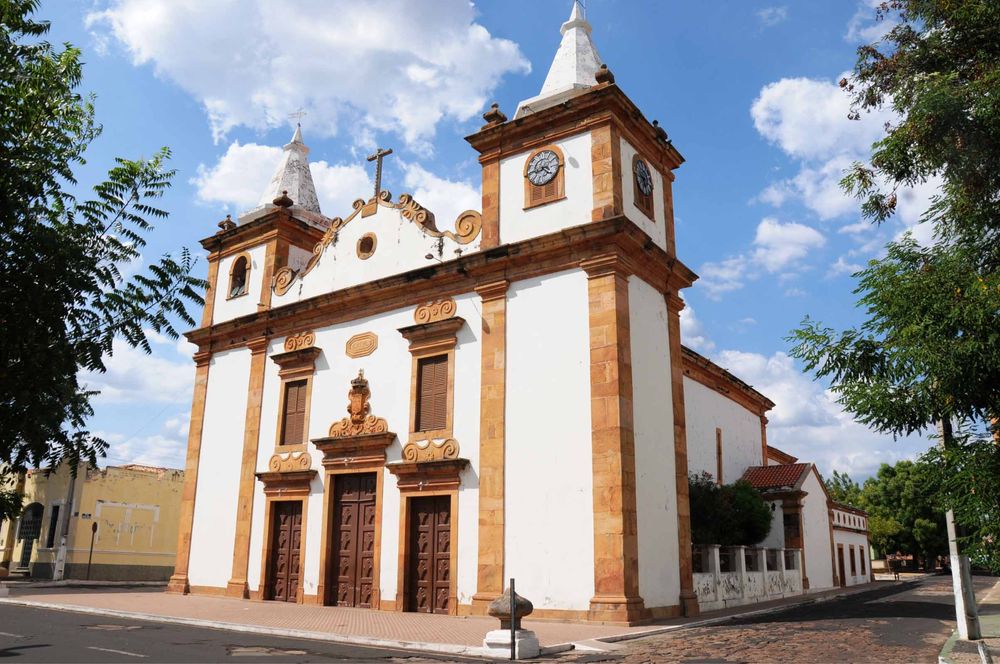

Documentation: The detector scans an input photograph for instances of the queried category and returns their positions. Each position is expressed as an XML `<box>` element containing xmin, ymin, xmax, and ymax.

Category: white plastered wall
<box><xmin>271</xmin><ymin>205</ymin><xmax>481</xmax><ymax>307</ymax></box>
<box><xmin>683</xmin><ymin>377</ymin><xmax>763</xmax><ymax>483</ymax></box>
<box><xmin>187</xmin><ymin>348</ymin><xmax>251</xmax><ymax>587</ymax></box>
<box><xmin>288</xmin><ymin>245</ymin><xmax>313</xmax><ymax>273</ymax></box>
<box><xmin>619</xmin><ymin>138</ymin><xmax>667</xmax><ymax>251</ymax></box>
<box><xmin>628</xmin><ymin>277</ymin><xmax>679</xmax><ymax>607</ymax></box>
<box><xmin>213</xmin><ymin>244</ymin><xmax>267</xmax><ymax>324</ymax></box>
<box><xmin>801</xmin><ymin>469</ymin><xmax>834</xmax><ymax>589</ymax></box>
<box><xmin>761</xmin><ymin>500</ymin><xmax>785</xmax><ymax>549</ymax></box>
<box><xmin>504</xmin><ymin>269</ymin><xmax>594</xmax><ymax>610</ymax></box>
<box><xmin>245</xmin><ymin>294</ymin><xmax>482</xmax><ymax>603</ymax></box>
<box><xmin>832</xmin><ymin>508</ymin><xmax>870</xmax><ymax>586</ymax></box>
<box><xmin>498</xmin><ymin>133</ymin><xmax>593</xmax><ymax>246</ymax></box>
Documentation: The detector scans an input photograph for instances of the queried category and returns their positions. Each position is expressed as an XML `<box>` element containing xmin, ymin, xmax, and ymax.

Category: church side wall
<box><xmin>801</xmin><ymin>470</ymin><xmax>834</xmax><ymax>589</ymax></box>
<box><xmin>627</xmin><ymin>277</ymin><xmax>679</xmax><ymax>608</ymax></box>
<box><xmin>761</xmin><ymin>500</ymin><xmax>786</xmax><ymax>549</ymax></box>
<box><xmin>498</xmin><ymin>133</ymin><xmax>593</xmax><ymax>246</ymax></box>
<box><xmin>213</xmin><ymin>244</ymin><xmax>267</xmax><ymax>324</ymax></box>
<box><xmin>619</xmin><ymin>138</ymin><xmax>668</xmax><ymax>252</ymax></box>
<box><xmin>504</xmin><ymin>269</ymin><xmax>594</xmax><ymax>611</ymax></box>
<box><xmin>187</xmin><ymin>348</ymin><xmax>251</xmax><ymax>588</ymax></box>
<box><xmin>683</xmin><ymin>378</ymin><xmax>763</xmax><ymax>483</ymax></box>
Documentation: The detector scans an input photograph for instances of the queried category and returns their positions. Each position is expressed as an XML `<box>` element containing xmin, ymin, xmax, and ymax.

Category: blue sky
<box><xmin>41</xmin><ymin>0</ymin><xmax>933</xmax><ymax>478</ymax></box>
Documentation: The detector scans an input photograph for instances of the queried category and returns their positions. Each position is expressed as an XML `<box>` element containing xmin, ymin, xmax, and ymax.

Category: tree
<box><xmin>826</xmin><ymin>470</ymin><xmax>863</xmax><ymax>507</ymax></box>
<box><xmin>0</xmin><ymin>1</ymin><xmax>203</xmax><ymax>477</ymax></box>
<box><xmin>689</xmin><ymin>473</ymin><xmax>773</xmax><ymax>547</ymax></box>
<box><xmin>788</xmin><ymin>0</ymin><xmax>1000</xmax><ymax>586</ymax></box>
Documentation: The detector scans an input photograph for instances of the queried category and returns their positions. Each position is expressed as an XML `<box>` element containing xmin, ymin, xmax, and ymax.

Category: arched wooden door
<box><xmin>17</xmin><ymin>503</ymin><xmax>44</xmax><ymax>570</ymax></box>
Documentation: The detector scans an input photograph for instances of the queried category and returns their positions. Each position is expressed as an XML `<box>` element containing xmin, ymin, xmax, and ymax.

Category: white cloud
<box><xmin>845</xmin><ymin>0</ymin><xmax>898</xmax><ymax>43</ymax></box>
<box><xmin>192</xmin><ymin>141</ymin><xmax>372</xmax><ymax>216</ymax></box>
<box><xmin>751</xmin><ymin>75</ymin><xmax>890</xmax><ymax>161</ymax></box>
<box><xmin>827</xmin><ymin>255</ymin><xmax>864</xmax><ymax>278</ymax></box>
<box><xmin>751</xmin><ymin>217</ymin><xmax>826</xmax><ymax>272</ymax></box>
<box><xmin>401</xmin><ymin>164</ymin><xmax>481</xmax><ymax>234</ymax></box>
<box><xmin>81</xmin><ymin>340</ymin><xmax>193</xmax><ymax>404</ymax></box>
<box><xmin>680</xmin><ymin>306</ymin><xmax>715</xmax><ymax>353</ymax></box>
<box><xmin>757</xmin><ymin>6</ymin><xmax>788</xmax><ymax>27</ymax></box>
<box><xmin>87</xmin><ymin>0</ymin><xmax>530</xmax><ymax>147</ymax></box>
<box><xmin>713</xmin><ymin>349</ymin><xmax>930</xmax><ymax>478</ymax></box>
<box><xmin>698</xmin><ymin>218</ymin><xmax>825</xmax><ymax>299</ymax></box>
<box><xmin>100</xmin><ymin>431</ymin><xmax>187</xmax><ymax>469</ymax></box>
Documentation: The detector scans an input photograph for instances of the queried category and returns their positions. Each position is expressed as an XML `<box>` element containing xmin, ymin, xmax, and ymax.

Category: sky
<box><xmin>38</xmin><ymin>0</ymin><xmax>935</xmax><ymax>479</ymax></box>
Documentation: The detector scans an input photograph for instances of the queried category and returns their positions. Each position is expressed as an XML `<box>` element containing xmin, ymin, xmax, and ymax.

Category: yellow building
<box><xmin>0</xmin><ymin>463</ymin><xmax>184</xmax><ymax>581</ymax></box>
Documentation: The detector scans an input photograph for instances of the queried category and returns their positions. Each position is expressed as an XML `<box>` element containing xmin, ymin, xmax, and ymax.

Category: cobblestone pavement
<box><xmin>550</xmin><ymin>576</ymin><xmax>997</xmax><ymax>664</ymax></box>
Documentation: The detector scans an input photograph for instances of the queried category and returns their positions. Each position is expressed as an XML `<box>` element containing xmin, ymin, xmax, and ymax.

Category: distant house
<box><xmin>0</xmin><ymin>463</ymin><xmax>184</xmax><ymax>581</ymax></box>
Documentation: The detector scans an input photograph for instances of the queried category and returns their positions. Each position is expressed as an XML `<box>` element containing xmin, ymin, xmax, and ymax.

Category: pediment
<box><xmin>271</xmin><ymin>191</ymin><xmax>482</xmax><ymax>303</ymax></box>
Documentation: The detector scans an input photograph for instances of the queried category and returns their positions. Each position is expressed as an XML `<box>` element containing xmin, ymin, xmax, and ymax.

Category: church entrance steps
<box><xmin>0</xmin><ymin>582</ymin><xmax>894</xmax><ymax>659</ymax></box>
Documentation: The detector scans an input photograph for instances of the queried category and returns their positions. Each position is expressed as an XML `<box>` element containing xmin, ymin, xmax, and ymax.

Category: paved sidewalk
<box><xmin>939</xmin><ymin>576</ymin><xmax>1000</xmax><ymax>664</ymax></box>
<box><xmin>0</xmin><ymin>581</ymin><xmax>894</xmax><ymax>658</ymax></box>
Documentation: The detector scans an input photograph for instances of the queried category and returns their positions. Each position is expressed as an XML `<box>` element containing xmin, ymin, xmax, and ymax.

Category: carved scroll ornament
<box><xmin>273</xmin><ymin>266</ymin><xmax>297</xmax><ymax>296</ymax></box>
<box><xmin>328</xmin><ymin>370</ymin><xmax>389</xmax><ymax>437</ymax></box>
<box><xmin>402</xmin><ymin>438</ymin><xmax>460</xmax><ymax>462</ymax></box>
<box><xmin>413</xmin><ymin>298</ymin><xmax>456</xmax><ymax>324</ymax></box>
<box><xmin>284</xmin><ymin>330</ymin><xmax>315</xmax><ymax>352</ymax></box>
<box><xmin>268</xmin><ymin>451</ymin><xmax>312</xmax><ymax>473</ymax></box>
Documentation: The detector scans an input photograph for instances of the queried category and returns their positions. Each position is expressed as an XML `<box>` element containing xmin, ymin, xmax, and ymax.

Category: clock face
<box><xmin>526</xmin><ymin>150</ymin><xmax>559</xmax><ymax>186</ymax></box>
<box><xmin>634</xmin><ymin>159</ymin><xmax>653</xmax><ymax>196</ymax></box>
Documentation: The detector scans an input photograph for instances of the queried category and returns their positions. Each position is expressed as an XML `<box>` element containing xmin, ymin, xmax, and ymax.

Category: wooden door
<box><xmin>329</xmin><ymin>473</ymin><xmax>377</xmax><ymax>607</ymax></box>
<box><xmin>406</xmin><ymin>495</ymin><xmax>451</xmax><ymax>614</ymax></box>
<box><xmin>837</xmin><ymin>545</ymin><xmax>847</xmax><ymax>588</ymax></box>
<box><xmin>266</xmin><ymin>501</ymin><xmax>302</xmax><ymax>602</ymax></box>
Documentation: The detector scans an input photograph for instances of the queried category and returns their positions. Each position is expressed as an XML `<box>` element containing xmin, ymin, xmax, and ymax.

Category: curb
<box><xmin>0</xmin><ymin>580</ymin><xmax>918</xmax><ymax>661</ymax></box>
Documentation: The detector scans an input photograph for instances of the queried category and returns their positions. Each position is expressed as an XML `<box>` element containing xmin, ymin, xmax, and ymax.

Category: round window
<box><xmin>357</xmin><ymin>233</ymin><xmax>377</xmax><ymax>259</ymax></box>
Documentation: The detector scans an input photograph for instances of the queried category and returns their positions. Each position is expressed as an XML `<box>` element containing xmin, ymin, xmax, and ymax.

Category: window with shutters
<box><xmin>415</xmin><ymin>355</ymin><xmax>448</xmax><ymax>432</ymax></box>
<box><xmin>280</xmin><ymin>379</ymin><xmax>308</xmax><ymax>445</ymax></box>
<box><xmin>45</xmin><ymin>505</ymin><xmax>60</xmax><ymax>548</ymax></box>
<box><xmin>522</xmin><ymin>145</ymin><xmax>566</xmax><ymax>210</ymax></box>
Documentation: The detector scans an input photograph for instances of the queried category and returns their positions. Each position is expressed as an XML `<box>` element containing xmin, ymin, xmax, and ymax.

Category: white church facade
<box><xmin>168</xmin><ymin>4</ymin><xmax>868</xmax><ymax>623</ymax></box>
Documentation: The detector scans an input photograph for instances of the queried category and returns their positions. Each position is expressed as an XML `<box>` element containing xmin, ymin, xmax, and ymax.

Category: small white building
<box><xmin>167</xmin><ymin>2</ymin><xmax>869</xmax><ymax>623</ymax></box>
<box><xmin>831</xmin><ymin>503</ymin><xmax>872</xmax><ymax>586</ymax></box>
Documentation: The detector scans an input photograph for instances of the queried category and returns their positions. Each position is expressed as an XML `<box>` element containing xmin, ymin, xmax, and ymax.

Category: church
<box><xmin>167</xmin><ymin>3</ymin><xmax>868</xmax><ymax>623</ymax></box>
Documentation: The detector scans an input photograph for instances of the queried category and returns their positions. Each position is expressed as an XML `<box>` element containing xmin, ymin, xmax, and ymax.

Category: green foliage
<box><xmin>922</xmin><ymin>435</ymin><xmax>1000</xmax><ymax>573</ymax></box>
<box><xmin>789</xmin><ymin>0</ymin><xmax>1000</xmax><ymax>559</ymax></box>
<box><xmin>689</xmin><ymin>473</ymin><xmax>773</xmax><ymax>547</ymax></box>
<box><xmin>826</xmin><ymin>470</ymin><xmax>863</xmax><ymax>507</ymax></box>
<box><xmin>841</xmin><ymin>0</ymin><xmax>1000</xmax><ymax>267</ymax></box>
<box><xmin>0</xmin><ymin>488</ymin><xmax>22</xmax><ymax>524</ymax></box>
<box><xmin>0</xmin><ymin>0</ymin><xmax>204</xmax><ymax>474</ymax></box>
<box><xmin>858</xmin><ymin>460</ymin><xmax>948</xmax><ymax>564</ymax></box>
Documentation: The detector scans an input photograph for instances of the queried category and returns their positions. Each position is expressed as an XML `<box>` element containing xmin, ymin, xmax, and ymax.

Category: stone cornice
<box><xmin>185</xmin><ymin>217</ymin><xmax>697</xmax><ymax>352</ymax></box>
<box><xmin>681</xmin><ymin>345</ymin><xmax>775</xmax><ymax>415</ymax></box>
<box><xmin>200</xmin><ymin>208</ymin><xmax>324</xmax><ymax>258</ymax></box>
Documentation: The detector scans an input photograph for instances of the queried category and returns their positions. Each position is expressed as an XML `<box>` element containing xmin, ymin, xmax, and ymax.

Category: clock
<box><xmin>634</xmin><ymin>159</ymin><xmax>653</xmax><ymax>196</ymax></box>
<box><xmin>526</xmin><ymin>149</ymin><xmax>559</xmax><ymax>186</ymax></box>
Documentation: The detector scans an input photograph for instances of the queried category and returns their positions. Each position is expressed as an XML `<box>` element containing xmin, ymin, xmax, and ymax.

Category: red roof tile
<box><xmin>741</xmin><ymin>463</ymin><xmax>811</xmax><ymax>491</ymax></box>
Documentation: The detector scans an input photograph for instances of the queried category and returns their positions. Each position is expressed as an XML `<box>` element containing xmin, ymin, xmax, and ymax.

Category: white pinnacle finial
<box><xmin>256</xmin><ymin>124</ymin><xmax>321</xmax><ymax>214</ymax></box>
<box><xmin>514</xmin><ymin>1</ymin><xmax>603</xmax><ymax>118</ymax></box>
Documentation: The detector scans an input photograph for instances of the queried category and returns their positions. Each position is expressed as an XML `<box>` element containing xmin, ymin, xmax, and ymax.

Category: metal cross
<box><xmin>288</xmin><ymin>108</ymin><xmax>307</xmax><ymax>124</ymax></box>
<box><xmin>367</xmin><ymin>147</ymin><xmax>393</xmax><ymax>200</ymax></box>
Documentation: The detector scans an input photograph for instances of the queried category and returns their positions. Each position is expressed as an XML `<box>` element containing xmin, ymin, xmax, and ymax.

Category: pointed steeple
<box><xmin>514</xmin><ymin>1</ymin><xmax>603</xmax><ymax>118</ymax></box>
<box><xmin>256</xmin><ymin>123</ymin><xmax>322</xmax><ymax>215</ymax></box>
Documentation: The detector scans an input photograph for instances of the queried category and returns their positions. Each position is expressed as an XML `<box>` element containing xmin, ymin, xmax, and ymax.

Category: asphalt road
<box><xmin>0</xmin><ymin>603</ymin><xmax>478</xmax><ymax>663</ymax></box>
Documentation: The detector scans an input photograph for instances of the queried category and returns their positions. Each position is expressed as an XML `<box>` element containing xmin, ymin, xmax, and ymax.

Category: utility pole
<box><xmin>52</xmin><ymin>463</ymin><xmax>78</xmax><ymax>581</ymax></box>
<box><xmin>939</xmin><ymin>418</ymin><xmax>982</xmax><ymax>640</ymax></box>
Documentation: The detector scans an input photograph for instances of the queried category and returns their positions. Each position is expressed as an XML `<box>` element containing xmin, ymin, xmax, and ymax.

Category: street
<box><xmin>554</xmin><ymin>575</ymin><xmax>996</xmax><ymax>663</ymax></box>
<box><xmin>0</xmin><ymin>603</ymin><xmax>480</xmax><ymax>663</ymax></box>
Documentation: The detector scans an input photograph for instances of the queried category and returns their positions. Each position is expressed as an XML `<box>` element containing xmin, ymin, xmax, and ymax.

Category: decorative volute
<box><xmin>514</xmin><ymin>1</ymin><xmax>603</xmax><ymax>119</ymax></box>
<box><xmin>255</xmin><ymin>123</ymin><xmax>322</xmax><ymax>216</ymax></box>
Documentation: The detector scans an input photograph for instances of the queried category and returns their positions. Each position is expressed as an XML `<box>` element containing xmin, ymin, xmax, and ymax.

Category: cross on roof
<box><xmin>367</xmin><ymin>147</ymin><xmax>393</xmax><ymax>200</ymax></box>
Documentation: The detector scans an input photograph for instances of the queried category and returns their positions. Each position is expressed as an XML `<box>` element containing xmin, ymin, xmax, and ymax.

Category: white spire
<box><xmin>256</xmin><ymin>124</ymin><xmax>321</xmax><ymax>215</ymax></box>
<box><xmin>514</xmin><ymin>1</ymin><xmax>603</xmax><ymax>119</ymax></box>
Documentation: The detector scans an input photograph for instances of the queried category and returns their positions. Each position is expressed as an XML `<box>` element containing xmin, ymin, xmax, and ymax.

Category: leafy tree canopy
<box><xmin>0</xmin><ymin>0</ymin><xmax>204</xmax><ymax>515</ymax></box>
<box><xmin>689</xmin><ymin>473</ymin><xmax>773</xmax><ymax>547</ymax></box>
<box><xmin>826</xmin><ymin>470</ymin><xmax>863</xmax><ymax>507</ymax></box>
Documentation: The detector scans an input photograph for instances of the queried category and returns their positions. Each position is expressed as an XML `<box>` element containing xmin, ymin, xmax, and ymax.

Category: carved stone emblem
<box><xmin>268</xmin><ymin>451</ymin><xmax>311</xmax><ymax>473</ymax></box>
<box><xmin>284</xmin><ymin>330</ymin><xmax>315</xmax><ymax>352</ymax></box>
<box><xmin>413</xmin><ymin>298</ymin><xmax>457</xmax><ymax>324</ymax></box>
<box><xmin>328</xmin><ymin>370</ymin><xmax>389</xmax><ymax>437</ymax></box>
<box><xmin>345</xmin><ymin>331</ymin><xmax>378</xmax><ymax>358</ymax></box>
<box><xmin>401</xmin><ymin>438</ymin><xmax>459</xmax><ymax>462</ymax></box>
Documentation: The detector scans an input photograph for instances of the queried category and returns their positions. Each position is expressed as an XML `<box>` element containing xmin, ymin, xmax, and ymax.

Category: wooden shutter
<box><xmin>416</xmin><ymin>355</ymin><xmax>448</xmax><ymax>431</ymax></box>
<box><xmin>281</xmin><ymin>380</ymin><xmax>308</xmax><ymax>445</ymax></box>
